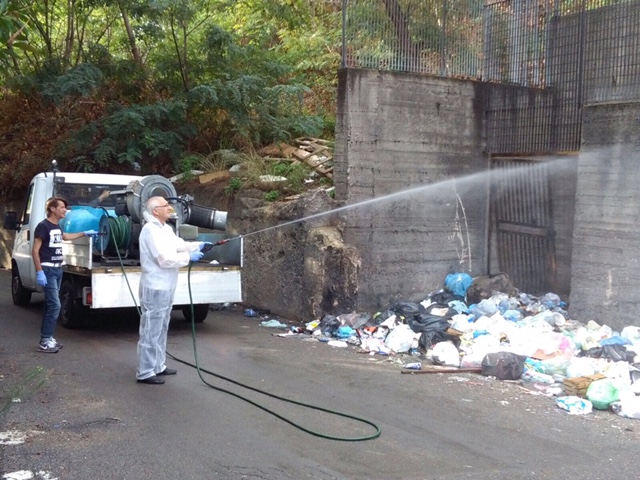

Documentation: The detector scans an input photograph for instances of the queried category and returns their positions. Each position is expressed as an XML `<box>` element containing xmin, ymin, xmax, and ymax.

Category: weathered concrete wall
<box><xmin>569</xmin><ymin>102</ymin><xmax>640</xmax><ymax>330</ymax></box>
<box><xmin>548</xmin><ymin>157</ymin><xmax>578</xmax><ymax>297</ymax></box>
<box><xmin>231</xmin><ymin>70</ymin><xmax>490</xmax><ymax>319</ymax></box>
<box><xmin>228</xmin><ymin>189</ymin><xmax>360</xmax><ymax>321</ymax></box>
<box><xmin>334</xmin><ymin>69</ymin><xmax>489</xmax><ymax>311</ymax></box>
<box><xmin>0</xmin><ymin>200</ymin><xmax>20</xmax><ymax>270</ymax></box>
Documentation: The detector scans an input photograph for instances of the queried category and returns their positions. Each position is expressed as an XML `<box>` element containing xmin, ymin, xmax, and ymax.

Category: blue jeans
<box><xmin>41</xmin><ymin>266</ymin><xmax>63</xmax><ymax>339</ymax></box>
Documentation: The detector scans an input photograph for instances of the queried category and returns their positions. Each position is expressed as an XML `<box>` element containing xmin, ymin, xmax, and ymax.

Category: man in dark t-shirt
<box><xmin>32</xmin><ymin>197</ymin><xmax>95</xmax><ymax>353</ymax></box>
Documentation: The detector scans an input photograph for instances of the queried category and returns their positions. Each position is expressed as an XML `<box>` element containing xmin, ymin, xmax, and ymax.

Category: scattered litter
<box><xmin>2</xmin><ymin>472</ymin><xmax>33</xmax><ymax>480</ymax></box>
<box><xmin>447</xmin><ymin>376</ymin><xmax>470</xmax><ymax>382</ymax></box>
<box><xmin>0</xmin><ymin>430</ymin><xmax>26</xmax><ymax>445</ymax></box>
<box><xmin>274</xmin><ymin>331</ymin><xmax>307</xmax><ymax>338</ymax></box>
<box><xmin>244</xmin><ymin>309</ymin><xmax>257</xmax><ymax>317</ymax></box>
<box><xmin>260</xmin><ymin>319</ymin><xmax>288</xmax><ymax>328</ymax></box>
<box><xmin>2</xmin><ymin>471</ymin><xmax>59</xmax><ymax>480</ymax></box>
<box><xmin>556</xmin><ymin>396</ymin><xmax>593</xmax><ymax>415</ymax></box>
<box><xmin>259</xmin><ymin>271</ymin><xmax>640</xmax><ymax>422</ymax></box>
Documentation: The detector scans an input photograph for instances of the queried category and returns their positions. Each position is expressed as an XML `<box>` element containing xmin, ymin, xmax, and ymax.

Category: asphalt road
<box><xmin>1</xmin><ymin>270</ymin><xmax>639</xmax><ymax>480</ymax></box>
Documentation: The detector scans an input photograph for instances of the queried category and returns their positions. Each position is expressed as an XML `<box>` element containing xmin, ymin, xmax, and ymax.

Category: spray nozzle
<box><xmin>209</xmin><ymin>236</ymin><xmax>242</xmax><ymax>248</ymax></box>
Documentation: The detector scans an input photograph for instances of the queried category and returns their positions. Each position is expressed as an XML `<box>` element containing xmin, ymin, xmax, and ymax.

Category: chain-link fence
<box><xmin>343</xmin><ymin>0</ymin><xmax>640</xmax><ymax>153</ymax></box>
<box><xmin>342</xmin><ymin>0</ymin><xmax>484</xmax><ymax>77</ymax></box>
<box><xmin>343</xmin><ymin>0</ymin><xmax>640</xmax><ymax>89</ymax></box>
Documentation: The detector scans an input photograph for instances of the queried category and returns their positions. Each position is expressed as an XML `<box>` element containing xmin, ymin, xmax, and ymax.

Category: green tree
<box><xmin>0</xmin><ymin>0</ymin><xmax>33</xmax><ymax>75</ymax></box>
<box><xmin>0</xmin><ymin>0</ymin><xmax>342</xmax><ymax>197</ymax></box>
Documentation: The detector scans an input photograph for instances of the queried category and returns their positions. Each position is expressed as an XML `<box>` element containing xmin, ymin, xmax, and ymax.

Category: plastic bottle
<box><xmin>405</xmin><ymin>362</ymin><xmax>422</xmax><ymax>370</ymax></box>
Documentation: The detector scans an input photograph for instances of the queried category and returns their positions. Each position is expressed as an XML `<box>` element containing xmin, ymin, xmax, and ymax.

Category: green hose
<box><xmin>104</xmin><ymin>216</ymin><xmax>130</xmax><ymax>255</ymax></box>
<box><xmin>172</xmin><ymin>262</ymin><xmax>382</xmax><ymax>442</ymax></box>
<box><xmin>104</xmin><ymin>218</ymin><xmax>381</xmax><ymax>442</ymax></box>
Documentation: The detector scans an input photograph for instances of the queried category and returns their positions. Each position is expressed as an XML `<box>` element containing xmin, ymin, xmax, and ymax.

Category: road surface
<box><xmin>0</xmin><ymin>270</ymin><xmax>638</xmax><ymax>479</ymax></box>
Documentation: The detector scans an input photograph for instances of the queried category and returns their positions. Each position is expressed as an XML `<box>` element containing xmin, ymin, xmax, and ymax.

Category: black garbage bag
<box><xmin>409</xmin><ymin>313</ymin><xmax>461</xmax><ymax>350</ymax></box>
<box><xmin>391</xmin><ymin>301</ymin><xmax>425</xmax><ymax>321</ymax></box>
<box><xmin>318</xmin><ymin>314</ymin><xmax>340</xmax><ymax>336</ymax></box>
<box><xmin>481</xmin><ymin>352</ymin><xmax>526</xmax><ymax>380</ymax></box>
<box><xmin>579</xmin><ymin>344</ymin><xmax>635</xmax><ymax>363</ymax></box>
<box><xmin>418</xmin><ymin>330</ymin><xmax>461</xmax><ymax>351</ymax></box>
<box><xmin>429</xmin><ymin>291</ymin><xmax>465</xmax><ymax>305</ymax></box>
<box><xmin>408</xmin><ymin>313</ymin><xmax>449</xmax><ymax>333</ymax></box>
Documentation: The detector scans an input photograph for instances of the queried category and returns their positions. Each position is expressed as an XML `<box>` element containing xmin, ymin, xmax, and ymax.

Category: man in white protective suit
<box><xmin>136</xmin><ymin>196</ymin><xmax>209</xmax><ymax>385</ymax></box>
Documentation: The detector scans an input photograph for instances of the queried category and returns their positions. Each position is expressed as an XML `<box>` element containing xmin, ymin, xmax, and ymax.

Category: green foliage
<box><xmin>0</xmin><ymin>0</ymin><xmax>340</xmax><ymax>187</ymax></box>
<box><xmin>263</xmin><ymin>190</ymin><xmax>280</xmax><ymax>202</ymax></box>
<box><xmin>66</xmin><ymin>100</ymin><xmax>195</xmax><ymax>172</ymax></box>
<box><xmin>40</xmin><ymin>63</ymin><xmax>104</xmax><ymax>104</ymax></box>
<box><xmin>0</xmin><ymin>0</ymin><xmax>31</xmax><ymax>74</ymax></box>
<box><xmin>269</xmin><ymin>161</ymin><xmax>311</xmax><ymax>193</ymax></box>
<box><xmin>270</xmin><ymin>162</ymin><xmax>291</xmax><ymax>177</ymax></box>
<box><xmin>224</xmin><ymin>176</ymin><xmax>242</xmax><ymax>196</ymax></box>
<box><xmin>176</xmin><ymin>153</ymin><xmax>202</xmax><ymax>179</ymax></box>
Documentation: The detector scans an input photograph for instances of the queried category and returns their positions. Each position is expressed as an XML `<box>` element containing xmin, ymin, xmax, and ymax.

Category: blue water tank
<box><xmin>60</xmin><ymin>206</ymin><xmax>109</xmax><ymax>233</ymax></box>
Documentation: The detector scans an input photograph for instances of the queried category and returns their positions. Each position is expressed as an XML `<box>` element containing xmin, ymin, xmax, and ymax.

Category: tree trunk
<box><xmin>117</xmin><ymin>0</ymin><xmax>142</xmax><ymax>66</ymax></box>
<box><xmin>382</xmin><ymin>0</ymin><xmax>422</xmax><ymax>71</ymax></box>
<box><xmin>63</xmin><ymin>0</ymin><xmax>75</xmax><ymax>67</ymax></box>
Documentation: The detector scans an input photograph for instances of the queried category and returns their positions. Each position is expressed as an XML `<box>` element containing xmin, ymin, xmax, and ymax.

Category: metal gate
<box><xmin>490</xmin><ymin>158</ymin><xmax>556</xmax><ymax>295</ymax></box>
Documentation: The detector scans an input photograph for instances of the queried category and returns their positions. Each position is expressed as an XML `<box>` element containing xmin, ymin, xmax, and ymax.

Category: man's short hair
<box><xmin>46</xmin><ymin>196</ymin><xmax>68</xmax><ymax>214</ymax></box>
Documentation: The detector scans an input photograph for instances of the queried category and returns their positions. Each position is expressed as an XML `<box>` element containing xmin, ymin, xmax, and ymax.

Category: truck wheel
<box><xmin>181</xmin><ymin>304</ymin><xmax>209</xmax><ymax>323</ymax></box>
<box><xmin>11</xmin><ymin>265</ymin><xmax>32</xmax><ymax>306</ymax></box>
<box><xmin>58</xmin><ymin>277</ymin><xmax>84</xmax><ymax>329</ymax></box>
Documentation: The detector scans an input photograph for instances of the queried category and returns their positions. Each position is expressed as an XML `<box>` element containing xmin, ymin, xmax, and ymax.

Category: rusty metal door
<box><xmin>490</xmin><ymin>158</ymin><xmax>556</xmax><ymax>294</ymax></box>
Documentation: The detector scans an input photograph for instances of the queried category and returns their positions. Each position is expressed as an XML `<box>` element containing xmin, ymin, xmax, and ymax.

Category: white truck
<box><xmin>4</xmin><ymin>164</ymin><xmax>243</xmax><ymax>328</ymax></box>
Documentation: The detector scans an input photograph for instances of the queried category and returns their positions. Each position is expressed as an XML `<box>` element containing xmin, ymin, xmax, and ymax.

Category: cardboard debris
<box><xmin>563</xmin><ymin>373</ymin><xmax>606</xmax><ymax>397</ymax></box>
<box><xmin>257</xmin><ymin>143</ymin><xmax>298</xmax><ymax>158</ymax></box>
<box><xmin>199</xmin><ymin>170</ymin><xmax>230</xmax><ymax>184</ymax></box>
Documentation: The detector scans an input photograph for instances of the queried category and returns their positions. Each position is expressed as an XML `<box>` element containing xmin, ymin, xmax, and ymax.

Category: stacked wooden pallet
<box><xmin>563</xmin><ymin>373</ymin><xmax>606</xmax><ymax>397</ymax></box>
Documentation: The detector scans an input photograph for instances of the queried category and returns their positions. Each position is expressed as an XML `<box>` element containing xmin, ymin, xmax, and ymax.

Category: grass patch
<box><xmin>0</xmin><ymin>366</ymin><xmax>47</xmax><ymax>417</ymax></box>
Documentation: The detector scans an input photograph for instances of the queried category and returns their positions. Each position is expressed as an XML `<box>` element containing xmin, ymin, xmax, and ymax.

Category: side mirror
<box><xmin>3</xmin><ymin>211</ymin><xmax>19</xmax><ymax>230</ymax></box>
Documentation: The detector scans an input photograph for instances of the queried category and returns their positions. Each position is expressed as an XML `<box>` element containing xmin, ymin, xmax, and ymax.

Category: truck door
<box><xmin>13</xmin><ymin>182</ymin><xmax>37</xmax><ymax>289</ymax></box>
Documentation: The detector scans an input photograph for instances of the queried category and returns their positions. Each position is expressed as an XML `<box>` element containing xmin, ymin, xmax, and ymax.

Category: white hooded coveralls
<box><xmin>136</xmin><ymin>211</ymin><xmax>200</xmax><ymax>380</ymax></box>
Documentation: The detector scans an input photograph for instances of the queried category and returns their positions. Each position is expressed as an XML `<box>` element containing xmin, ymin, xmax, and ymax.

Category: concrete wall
<box><xmin>229</xmin><ymin>189</ymin><xmax>360</xmax><ymax>321</ymax></box>
<box><xmin>334</xmin><ymin>69</ymin><xmax>489</xmax><ymax>311</ymax></box>
<box><xmin>0</xmin><ymin>200</ymin><xmax>20</xmax><ymax>270</ymax></box>
<box><xmin>548</xmin><ymin>157</ymin><xmax>578</xmax><ymax>297</ymax></box>
<box><xmin>569</xmin><ymin>102</ymin><xmax>640</xmax><ymax>330</ymax></box>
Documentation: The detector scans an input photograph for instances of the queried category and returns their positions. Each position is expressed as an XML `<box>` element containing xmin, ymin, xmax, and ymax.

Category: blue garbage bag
<box><xmin>445</xmin><ymin>273</ymin><xmax>473</xmax><ymax>297</ymax></box>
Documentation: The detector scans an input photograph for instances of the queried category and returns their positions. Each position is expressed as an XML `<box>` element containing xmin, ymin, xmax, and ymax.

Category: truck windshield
<box><xmin>56</xmin><ymin>183</ymin><xmax>129</xmax><ymax>209</ymax></box>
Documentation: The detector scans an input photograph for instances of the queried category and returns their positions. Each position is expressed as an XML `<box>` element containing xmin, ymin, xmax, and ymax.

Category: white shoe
<box><xmin>38</xmin><ymin>340</ymin><xmax>60</xmax><ymax>353</ymax></box>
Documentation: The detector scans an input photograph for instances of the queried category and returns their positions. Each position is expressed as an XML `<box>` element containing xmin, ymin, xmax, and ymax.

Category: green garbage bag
<box><xmin>586</xmin><ymin>378</ymin><xmax>620</xmax><ymax>410</ymax></box>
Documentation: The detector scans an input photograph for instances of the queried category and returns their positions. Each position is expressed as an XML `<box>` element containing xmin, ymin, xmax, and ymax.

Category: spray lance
<box><xmin>200</xmin><ymin>236</ymin><xmax>241</xmax><ymax>252</ymax></box>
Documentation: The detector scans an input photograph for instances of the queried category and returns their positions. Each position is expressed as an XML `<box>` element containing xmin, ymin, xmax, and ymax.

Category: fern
<box><xmin>40</xmin><ymin>63</ymin><xmax>104</xmax><ymax>105</ymax></box>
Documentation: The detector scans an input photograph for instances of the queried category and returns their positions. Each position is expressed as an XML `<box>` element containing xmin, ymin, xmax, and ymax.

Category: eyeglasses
<box><xmin>154</xmin><ymin>204</ymin><xmax>171</xmax><ymax>209</ymax></box>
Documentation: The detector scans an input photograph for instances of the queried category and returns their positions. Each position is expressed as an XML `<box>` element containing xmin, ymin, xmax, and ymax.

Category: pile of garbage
<box><xmin>264</xmin><ymin>272</ymin><xmax>640</xmax><ymax>419</ymax></box>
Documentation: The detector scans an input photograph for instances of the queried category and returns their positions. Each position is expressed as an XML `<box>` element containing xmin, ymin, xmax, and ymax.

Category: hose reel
<box><xmin>98</xmin><ymin>174</ymin><xmax>228</xmax><ymax>259</ymax></box>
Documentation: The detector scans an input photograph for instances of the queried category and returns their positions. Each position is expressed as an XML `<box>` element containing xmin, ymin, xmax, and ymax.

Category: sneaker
<box><xmin>50</xmin><ymin>337</ymin><xmax>63</xmax><ymax>349</ymax></box>
<box><xmin>38</xmin><ymin>340</ymin><xmax>60</xmax><ymax>353</ymax></box>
